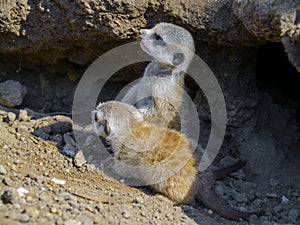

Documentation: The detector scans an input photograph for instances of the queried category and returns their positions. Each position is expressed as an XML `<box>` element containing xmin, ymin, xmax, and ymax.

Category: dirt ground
<box><xmin>0</xmin><ymin>106</ymin><xmax>299</xmax><ymax>225</ymax></box>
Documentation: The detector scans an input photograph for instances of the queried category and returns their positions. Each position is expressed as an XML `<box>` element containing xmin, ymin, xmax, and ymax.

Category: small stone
<box><xmin>33</xmin><ymin>128</ymin><xmax>50</xmax><ymax>140</ymax></box>
<box><xmin>0</xmin><ymin>165</ymin><xmax>7</xmax><ymax>175</ymax></box>
<box><xmin>95</xmin><ymin>203</ymin><xmax>104</xmax><ymax>212</ymax></box>
<box><xmin>78</xmin><ymin>215</ymin><xmax>93</xmax><ymax>225</ymax></box>
<box><xmin>74</xmin><ymin>151</ymin><xmax>86</xmax><ymax>167</ymax></box>
<box><xmin>2</xmin><ymin>177</ymin><xmax>13</xmax><ymax>186</ymax></box>
<box><xmin>59</xmin><ymin>192</ymin><xmax>71</xmax><ymax>200</ymax></box>
<box><xmin>19</xmin><ymin>109</ymin><xmax>33</xmax><ymax>121</ymax></box>
<box><xmin>0</xmin><ymin>80</ymin><xmax>27</xmax><ymax>108</ymax></box>
<box><xmin>64</xmin><ymin>219</ymin><xmax>81</xmax><ymax>225</ymax></box>
<box><xmin>133</xmin><ymin>196</ymin><xmax>144</xmax><ymax>204</ymax></box>
<box><xmin>16</xmin><ymin>187</ymin><xmax>29</xmax><ymax>197</ymax></box>
<box><xmin>1</xmin><ymin>190</ymin><xmax>17</xmax><ymax>203</ymax></box>
<box><xmin>25</xmin><ymin>195</ymin><xmax>33</xmax><ymax>202</ymax></box>
<box><xmin>86</xmin><ymin>164</ymin><xmax>96</xmax><ymax>172</ymax></box>
<box><xmin>281</xmin><ymin>195</ymin><xmax>289</xmax><ymax>205</ymax></box>
<box><xmin>288</xmin><ymin>209</ymin><xmax>298</xmax><ymax>222</ymax></box>
<box><xmin>17</xmin><ymin>213</ymin><xmax>30</xmax><ymax>222</ymax></box>
<box><xmin>50</xmin><ymin>207</ymin><xmax>57</xmax><ymax>214</ymax></box>
<box><xmin>7</xmin><ymin>112</ymin><xmax>16</xmax><ymax>124</ymax></box>
<box><xmin>26</xmin><ymin>207</ymin><xmax>40</xmax><ymax>218</ymax></box>
<box><xmin>232</xmin><ymin>190</ymin><xmax>247</xmax><ymax>203</ymax></box>
<box><xmin>122</xmin><ymin>210</ymin><xmax>132</xmax><ymax>218</ymax></box>
<box><xmin>266</xmin><ymin>192</ymin><xmax>277</xmax><ymax>198</ymax></box>
<box><xmin>273</xmin><ymin>204</ymin><xmax>283</xmax><ymax>213</ymax></box>
<box><xmin>215</xmin><ymin>185</ymin><xmax>223</xmax><ymax>196</ymax></box>
<box><xmin>56</xmin><ymin>217</ymin><xmax>63</xmax><ymax>225</ymax></box>
<box><xmin>270</xmin><ymin>178</ymin><xmax>279</xmax><ymax>187</ymax></box>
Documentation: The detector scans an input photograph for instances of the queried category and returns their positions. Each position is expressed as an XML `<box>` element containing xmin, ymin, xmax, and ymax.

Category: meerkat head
<box><xmin>140</xmin><ymin>22</ymin><xmax>195</xmax><ymax>72</ymax></box>
<box><xmin>92</xmin><ymin>101</ymin><xmax>144</xmax><ymax>138</ymax></box>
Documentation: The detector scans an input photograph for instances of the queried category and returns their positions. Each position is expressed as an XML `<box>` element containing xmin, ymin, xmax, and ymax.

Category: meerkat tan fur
<box><xmin>92</xmin><ymin>101</ymin><xmax>264</xmax><ymax>220</ymax></box>
<box><xmin>121</xmin><ymin>23</ymin><xmax>195</xmax><ymax>129</ymax></box>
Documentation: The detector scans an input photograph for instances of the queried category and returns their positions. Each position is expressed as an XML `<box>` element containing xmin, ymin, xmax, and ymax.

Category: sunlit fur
<box><xmin>122</xmin><ymin>23</ymin><xmax>195</xmax><ymax>129</ymax></box>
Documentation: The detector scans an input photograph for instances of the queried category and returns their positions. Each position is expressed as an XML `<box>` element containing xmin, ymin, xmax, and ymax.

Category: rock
<box><xmin>33</xmin><ymin>128</ymin><xmax>50</xmax><ymax>140</ymax></box>
<box><xmin>288</xmin><ymin>209</ymin><xmax>299</xmax><ymax>222</ymax></box>
<box><xmin>0</xmin><ymin>80</ymin><xmax>27</xmax><ymax>108</ymax></box>
<box><xmin>19</xmin><ymin>109</ymin><xmax>34</xmax><ymax>121</ymax></box>
<box><xmin>0</xmin><ymin>165</ymin><xmax>7</xmax><ymax>175</ymax></box>
<box><xmin>1</xmin><ymin>190</ymin><xmax>17</xmax><ymax>204</ymax></box>
<box><xmin>232</xmin><ymin>0</ymin><xmax>300</xmax><ymax>71</ymax></box>
<box><xmin>122</xmin><ymin>210</ymin><xmax>132</xmax><ymax>219</ymax></box>
<box><xmin>61</xmin><ymin>134</ymin><xmax>78</xmax><ymax>158</ymax></box>
<box><xmin>74</xmin><ymin>151</ymin><xmax>86</xmax><ymax>167</ymax></box>
<box><xmin>26</xmin><ymin>207</ymin><xmax>40</xmax><ymax>218</ymax></box>
<box><xmin>270</xmin><ymin>178</ymin><xmax>279</xmax><ymax>187</ymax></box>
<box><xmin>281</xmin><ymin>195</ymin><xmax>290</xmax><ymax>205</ymax></box>
<box><xmin>273</xmin><ymin>204</ymin><xmax>283</xmax><ymax>213</ymax></box>
<box><xmin>59</xmin><ymin>192</ymin><xmax>71</xmax><ymax>200</ymax></box>
<box><xmin>7</xmin><ymin>112</ymin><xmax>16</xmax><ymax>124</ymax></box>
<box><xmin>64</xmin><ymin>219</ymin><xmax>81</xmax><ymax>225</ymax></box>
<box><xmin>78</xmin><ymin>215</ymin><xmax>93</xmax><ymax>225</ymax></box>
<box><xmin>16</xmin><ymin>213</ymin><xmax>30</xmax><ymax>222</ymax></box>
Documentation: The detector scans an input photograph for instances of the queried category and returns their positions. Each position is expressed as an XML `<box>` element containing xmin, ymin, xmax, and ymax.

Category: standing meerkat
<box><xmin>121</xmin><ymin>22</ymin><xmax>195</xmax><ymax>129</ymax></box>
<box><xmin>92</xmin><ymin>101</ymin><xmax>264</xmax><ymax>220</ymax></box>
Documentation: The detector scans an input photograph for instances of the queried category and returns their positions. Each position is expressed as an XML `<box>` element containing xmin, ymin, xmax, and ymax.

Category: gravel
<box><xmin>0</xmin><ymin>107</ymin><xmax>299</xmax><ymax>225</ymax></box>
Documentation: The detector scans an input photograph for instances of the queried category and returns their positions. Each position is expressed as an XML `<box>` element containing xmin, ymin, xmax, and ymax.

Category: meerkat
<box><xmin>92</xmin><ymin>101</ymin><xmax>264</xmax><ymax>220</ymax></box>
<box><xmin>121</xmin><ymin>22</ymin><xmax>195</xmax><ymax>129</ymax></box>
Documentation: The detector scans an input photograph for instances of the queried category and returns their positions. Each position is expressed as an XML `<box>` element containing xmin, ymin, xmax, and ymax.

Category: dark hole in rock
<box><xmin>253</xmin><ymin>42</ymin><xmax>300</xmax><ymax>190</ymax></box>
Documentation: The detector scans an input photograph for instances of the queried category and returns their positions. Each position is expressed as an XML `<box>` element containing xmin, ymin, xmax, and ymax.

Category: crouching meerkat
<box><xmin>92</xmin><ymin>101</ymin><xmax>264</xmax><ymax>220</ymax></box>
<box><xmin>121</xmin><ymin>22</ymin><xmax>195</xmax><ymax>129</ymax></box>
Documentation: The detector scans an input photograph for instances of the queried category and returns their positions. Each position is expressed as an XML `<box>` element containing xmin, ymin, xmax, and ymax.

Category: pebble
<box><xmin>7</xmin><ymin>112</ymin><xmax>16</xmax><ymax>124</ymax></box>
<box><xmin>78</xmin><ymin>215</ymin><xmax>93</xmax><ymax>225</ymax></box>
<box><xmin>273</xmin><ymin>204</ymin><xmax>283</xmax><ymax>213</ymax></box>
<box><xmin>33</xmin><ymin>128</ymin><xmax>50</xmax><ymax>140</ymax></box>
<box><xmin>270</xmin><ymin>178</ymin><xmax>279</xmax><ymax>187</ymax></box>
<box><xmin>64</xmin><ymin>219</ymin><xmax>81</xmax><ymax>225</ymax></box>
<box><xmin>0</xmin><ymin>80</ymin><xmax>27</xmax><ymax>107</ymax></box>
<box><xmin>95</xmin><ymin>203</ymin><xmax>104</xmax><ymax>212</ymax></box>
<box><xmin>59</xmin><ymin>192</ymin><xmax>71</xmax><ymax>200</ymax></box>
<box><xmin>122</xmin><ymin>210</ymin><xmax>132</xmax><ymax>218</ymax></box>
<box><xmin>0</xmin><ymin>165</ymin><xmax>7</xmax><ymax>175</ymax></box>
<box><xmin>17</xmin><ymin>213</ymin><xmax>30</xmax><ymax>222</ymax></box>
<box><xmin>19</xmin><ymin>109</ymin><xmax>33</xmax><ymax>121</ymax></box>
<box><xmin>281</xmin><ymin>195</ymin><xmax>289</xmax><ymax>205</ymax></box>
<box><xmin>74</xmin><ymin>151</ymin><xmax>86</xmax><ymax>167</ymax></box>
<box><xmin>26</xmin><ymin>207</ymin><xmax>40</xmax><ymax>218</ymax></box>
<box><xmin>1</xmin><ymin>190</ymin><xmax>17</xmax><ymax>203</ymax></box>
<box><xmin>288</xmin><ymin>209</ymin><xmax>298</xmax><ymax>222</ymax></box>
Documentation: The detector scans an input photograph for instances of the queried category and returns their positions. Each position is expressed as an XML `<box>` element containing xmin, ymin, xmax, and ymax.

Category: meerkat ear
<box><xmin>173</xmin><ymin>52</ymin><xmax>185</xmax><ymax>65</ymax></box>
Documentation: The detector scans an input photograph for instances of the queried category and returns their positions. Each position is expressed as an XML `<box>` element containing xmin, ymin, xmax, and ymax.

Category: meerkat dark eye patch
<box><xmin>151</xmin><ymin>33</ymin><xmax>165</xmax><ymax>46</ymax></box>
<box><xmin>173</xmin><ymin>52</ymin><xmax>185</xmax><ymax>65</ymax></box>
<box><xmin>98</xmin><ymin>120</ymin><xmax>110</xmax><ymax>137</ymax></box>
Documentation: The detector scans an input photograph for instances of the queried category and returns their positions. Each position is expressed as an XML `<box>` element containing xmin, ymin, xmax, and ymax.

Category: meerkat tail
<box><xmin>213</xmin><ymin>160</ymin><xmax>246</xmax><ymax>180</ymax></box>
<box><xmin>197</xmin><ymin>172</ymin><xmax>264</xmax><ymax>220</ymax></box>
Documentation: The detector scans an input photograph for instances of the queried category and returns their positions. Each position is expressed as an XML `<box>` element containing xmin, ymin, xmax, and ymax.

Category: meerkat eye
<box><xmin>151</xmin><ymin>33</ymin><xmax>165</xmax><ymax>46</ymax></box>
